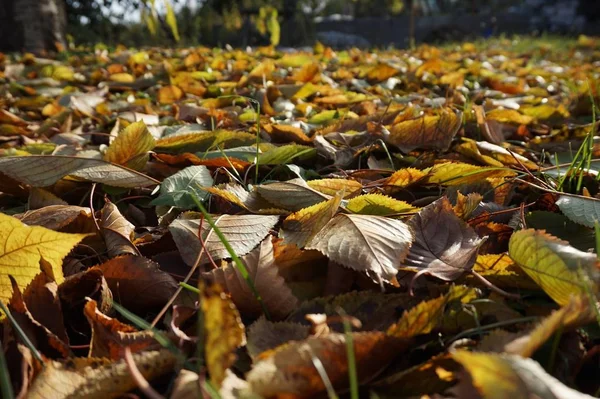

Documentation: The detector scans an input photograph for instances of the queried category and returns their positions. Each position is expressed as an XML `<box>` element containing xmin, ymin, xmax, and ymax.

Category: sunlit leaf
<box><xmin>246</xmin><ymin>332</ymin><xmax>411</xmax><ymax>398</ymax></box>
<box><xmin>426</xmin><ymin>161</ymin><xmax>515</xmax><ymax>186</ymax></box>
<box><xmin>508</xmin><ymin>228</ymin><xmax>599</xmax><ymax>305</ymax></box>
<box><xmin>306</xmin><ymin>214</ymin><xmax>413</xmax><ymax>283</ymax></box>
<box><xmin>346</xmin><ymin>193</ymin><xmax>417</xmax><ymax>216</ymax></box>
<box><xmin>201</xmin><ymin>282</ymin><xmax>245</xmax><ymax>388</ymax></box>
<box><xmin>387</xmin><ymin>109</ymin><xmax>462</xmax><ymax>152</ymax></box>
<box><xmin>387</xmin><ymin>285</ymin><xmax>476</xmax><ymax>338</ymax></box>
<box><xmin>27</xmin><ymin>350</ymin><xmax>177</xmax><ymax>399</ymax></box>
<box><xmin>556</xmin><ymin>195</ymin><xmax>600</xmax><ymax>228</ymax></box>
<box><xmin>452</xmin><ymin>351</ymin><xmax>595</xmax><ymax>399</ymax></box>
<box><xmin>280</xmin><ymin>193</ymin><xmax>342</xmax><ymax>248</ymax></box>
<box><xmin>0</xmin><ymin>213</ymin><xmax>88</xmax><ymax>304</ymax></box>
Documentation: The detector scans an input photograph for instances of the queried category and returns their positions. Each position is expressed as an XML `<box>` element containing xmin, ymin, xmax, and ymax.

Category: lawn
<box><xmin>0</xmin><ymin>36</ymin><xmax>600</xmax><ymax>398</ymax></box>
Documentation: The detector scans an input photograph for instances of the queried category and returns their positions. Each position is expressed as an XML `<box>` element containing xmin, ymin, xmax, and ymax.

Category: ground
<box><xmin>0</xmin><ymin>36</ymin><xmax>599</xmax><ymax>398</ymax></box>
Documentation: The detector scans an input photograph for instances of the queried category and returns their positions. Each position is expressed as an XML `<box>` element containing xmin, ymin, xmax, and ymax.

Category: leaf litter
<box><xmin>2</xmin><ymin>36</ymin><xmax>600</xmax><ymax>398</ymax></box>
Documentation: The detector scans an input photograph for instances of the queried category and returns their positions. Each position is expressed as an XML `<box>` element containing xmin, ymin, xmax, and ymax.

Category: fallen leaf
<box><xmin>26</xmin><ymin>349</ymin><xmax>177</xmax><ymax>399</ymax></box>
<box><xmin>98</xmin><ymin>255</ymin><xmax>184</xmax><ymax>313</ymax></box>
<box><xmin>0</xmin><ymin>213</ymin><xmax>88</xmax><ymax>303</ymax></box>
<box><xmin>103</xmin><ymin>121</ymin><xmax>155</xmax><ymax>171</ymax></box>
<box><xmin>170</xmin><ymin>213</ymin><xmax>279</xmax><ymax>267</ymax></box>
<box><xmin>280</xmin><ymin>193</ymin><xmax>342</xmax><ymax>248</ymax></box>
<box><xmin>402</xmin><ymin>197</ymin><xmax>484</xmax><ymax>281</ymax></box>
<box><xmin>84</xmin><ymin>299</ymin><xmax>155</xmax><ymax>359</ymax></box>
<box><xmin>387</xmin><ymin>109</ymin><xmax>462</xmax><ymax>153</ymax></box>
<box><xmin>0</xmin><ymin>155</ymin><xmax>159</xmax><ymax>187</ymax></box>
<box><xmin>151</xmin><ymin>165</ymin><xmax>214</xmax><ymax>209</ymax></box>
<box><xmin>206</xmin><ymin>237</ymin><xmax>298</xmax><ymax>319</ymax></box>
<box><xmin>307</xmin><ymin>214</ymin><xmax>413</xmax><ymax>283</ymax></box>
<box><xmin>247</xmin><ymin>332</ymin><xmax>411</xmax><ymax>398</ymax></box>
<box><xmin>508</xmin><ymin>228</ymin><xmax>599</xmax><ymax>305</ymax></box>
<box><xmin>201</xmin><ymin>282</ymin><xmax>245</xmax><ymax>387</ymax></box>
<box><xmin>452</xmin><ymin>351</ymin><xmax>595</xmax><ymax>399</ymax></box>
<box><xmin>100</xmin><ymin>202</ymin><xmax>138</xmax><ymax>257</ymax></box>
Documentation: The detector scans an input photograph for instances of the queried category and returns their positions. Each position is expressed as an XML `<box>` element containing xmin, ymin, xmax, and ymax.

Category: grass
<box><xmin>556</xmin><ymin>83</ymin><xmax>597</xmax><ymax>193</ymax></box>
<box><xmin>0</xmin><ymin>338</ymin><xmax>14</xmax><ymax>399</ymax></box>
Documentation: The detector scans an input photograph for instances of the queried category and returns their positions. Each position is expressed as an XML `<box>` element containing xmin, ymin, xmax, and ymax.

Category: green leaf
<box><xmin>151</xmin><ymin>165</ymin><xmax>214</xmax><ymax>209</ymax></box>
<box><xmin>257</xmin><ymin>144</ymin><xmax>316</xmax><ymax>165</ymax></box>
<box><xmin>346</xmin><ymin>193</ymin><xmax>417</xmax><ymax>216</ymax></box>
<box><xmin>508</xmin><ymin>228</ymin><xmax>599</xmax><ymax>306</ymax></box>
<box><xmin>556</xmin><ymin>195</ymin><xmax>600</xmax><ymax>228</ymax></box>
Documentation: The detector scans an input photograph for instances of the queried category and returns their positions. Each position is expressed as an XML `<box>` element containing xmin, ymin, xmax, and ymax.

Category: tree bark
<box><xmin>0</xmin><ymin>0</ymin><xmax>66</xmax><ymax>53</ymax></box>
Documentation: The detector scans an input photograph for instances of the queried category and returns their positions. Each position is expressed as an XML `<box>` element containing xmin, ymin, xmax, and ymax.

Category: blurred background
<box><xmin>1</xmin><ymin>0</ymin><xmax>599</xmax><ymax>52</ymax></box>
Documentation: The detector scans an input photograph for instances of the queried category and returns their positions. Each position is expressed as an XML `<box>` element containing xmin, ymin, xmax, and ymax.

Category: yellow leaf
<box><xmin>280</xmin><ymin>193</ymin><xmax>342</xmax><ymax>248</ymax></box>
<box><xmin>502</xmin><ymin>295</ymin><xmax>596</xmax><ymax>357</ymax></box>
<box><xmin>0</xmin><ymin>213</ymin><xmax>88</xmax><ymax>304</ymax></box>
<box><xmin>158</xmin><ymin>85</ymin><xmax>184</xmax><ymax>104</ymax></box>
<box><xmin>451</xmin><ymin>351</ymin><xmax>528</xmax><ymax>398</ymax></box>
<box><xmin>103</xmin><ymin>121</ymin><xmax>155</xmax><ymax>171</ymax></box>
<box><xmin>387</xmin><ymin>109</ymin><xmax>462</xmax><ymax>152</ymax></box>
<box><xmin>387</xmin><ymin>286</ymin><xmax>476</xmax><ymax>338</ymax></box>
<box><xmin>307</xmin><ymin>178</ymin><xmax>362</xmax><ymax>198</ymax></box>
<box><xmin>486</xmin><ymin>109</ymin><xmax>533</xmax><ymax>125</ymax></box>
<box><xmin>155</xmin><ymin>130</ymin><xmax>255</xmax><ymax>154</ymax></box>
<box><xmin>365</xmin><ymin>63</ymin><xmax>399</xmax><ymax>82</ymax></box>
<box><xmin>201</xmin><ymin>282</ymin><xmax>245</xmax><ymax>388</ymax></box>
<box><xmin>346</xmin><ymin>193</ymin><xmax>417</xmax><ymax>216</ymax></box>
<box><xmin>109</xmin><ymin>73</ymin><xmax>135</xmax><ymax>83</ymax></box>
<box><xmin>472</xmin><ymin>254</ymin><xmax>540</xmax><ymax>291</ymax></box>
<box><xmin>508</xmin><ymin>229</ymin><xmax>599</xmax><ymax>306</ymax></box>
<box><xmin>426</xmin><ymin>162</ymin><xmax>515</xmax><ymax>186</ymax></box>
<box><xmin>383</xmin><ymin>168</ymin><xmax>427</xmax><ymax>192</ymax></box>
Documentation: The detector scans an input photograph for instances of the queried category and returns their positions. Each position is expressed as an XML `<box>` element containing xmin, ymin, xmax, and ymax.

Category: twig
<box><xmin>124</xmin><ymin>347</ymin><xmax>165</xmax><ymax>399</ymax></box>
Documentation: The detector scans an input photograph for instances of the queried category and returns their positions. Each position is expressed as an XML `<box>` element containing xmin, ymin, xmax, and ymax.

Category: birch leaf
<box><xmin>0</xmin><ymin>155</ymin><xmax>158</xmax><ymax>188</ymax></box>
<box><xmin>0</xmin><ymin>213</ymin><xmax>88</xmax><ymax>304</ymax></box>
<box><xmin>306</xmin><ymin>214</ymin><xmax>413</xmax><ymax>283</ymax></box>
<box><xmin>169</xmin><ymin>213</ymin><xmax>279</xmax><ymax>267</ymax></box>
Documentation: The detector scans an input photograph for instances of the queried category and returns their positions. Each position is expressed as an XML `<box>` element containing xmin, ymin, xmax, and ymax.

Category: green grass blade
<box><xmin>0</xmin><ymin>301</ymin><xmax>42</xmax><ymax>363</ymax></box>
<box><xmin>0</xmin><ymin>338</ymin><xmax>15</xmax><ymax>399</ymax></box>
<box><xmin>338</xmin><ymin>308</ymin><xmax>359</xmax><ymax>399</ymax></box>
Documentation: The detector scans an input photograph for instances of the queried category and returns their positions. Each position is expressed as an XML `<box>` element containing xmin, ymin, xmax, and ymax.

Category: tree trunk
<box><xmin>0</xmin><ymin>0</ymin><xmax>66</xmax><ymax>53</ymax></box>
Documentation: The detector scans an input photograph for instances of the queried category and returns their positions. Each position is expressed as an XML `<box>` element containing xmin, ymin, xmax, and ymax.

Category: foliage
<box><xmin>1</xmin><ymin>36</ymin><xmax>600</xmax><ymax>398</ymax></box>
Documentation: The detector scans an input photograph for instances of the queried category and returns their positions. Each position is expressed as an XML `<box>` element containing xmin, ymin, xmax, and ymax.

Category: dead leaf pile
<box><xmin>1</xmin><ymin>37</ymin><xmax>600</xmax><ymax>398</ymax></box>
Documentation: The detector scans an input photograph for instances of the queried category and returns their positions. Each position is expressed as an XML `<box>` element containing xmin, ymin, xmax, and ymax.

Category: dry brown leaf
<box><xmin>247</xmin><ymin>317</ymin><xmax>310</xmax><ymax>358</ymax></box>
<box><xmin>247</xmin><ymin>332</ymin><xmax>411</xmax><ymax>398</ymax></box>
<box><xmin>306</xmin><ymin>213</ymin><xmax>413</xmax><ymax>283</ymax></box>
<box><xmin>22</xmin><ymin>258</ymin><xmax>68</xmax><ymax>343</ymax></box>
<box><xmin>26</xmin><ymin>349</ymin><xmax>177</xmax><ymax>399</ymax></box>
<box><xmin>8</xmin><ymin>276</ymin><xmax>71</xmax><ymax>359</ymax></box>
<box><xmin>205</xmin><ymin>237</ymin><xmax>298</xmax><ymax>320</ymax></box>
<box><xmin>84</xmin><ymin>299</ymin><xmax>155</xmax><ymax>359</ymax></box>
<box><xmin>97</xmin><ymin>255</ymin><xmax>185</xmax><ymax>314</ymax></box>
<box><xmin>402</xmin><ymin>197</ymin><xmax>484</xmax><ymax>281</ymax></box>
<box><xmin>170</xmin><ymin>213</ymin><xmax>279</xmax><ymax>267</ymax></box>
<box><xmin>100</xmin><ymin>202</ymin><xmax>138</xmax><ymax>257</ymax></box>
